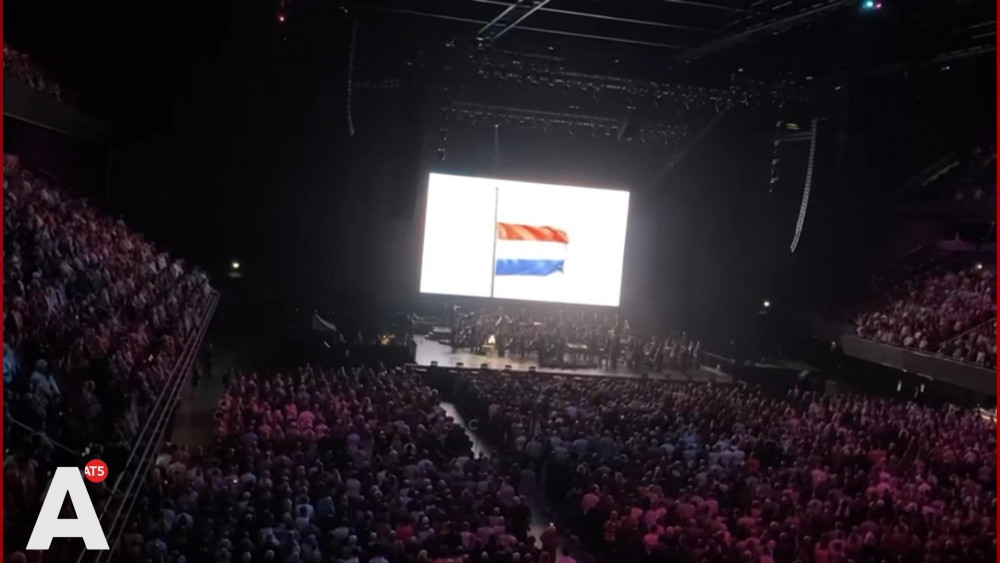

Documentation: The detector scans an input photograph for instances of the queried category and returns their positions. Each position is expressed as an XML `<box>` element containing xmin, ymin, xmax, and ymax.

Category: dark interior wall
<box><xmin>3</xmin><ymin>116</ymin><xmax>107</xmax><ymax>198</ymax></box>
<box><xmin>880</xmin><ymin>219</ymin><xmax>950</xmax><ymax>259</ymax></box>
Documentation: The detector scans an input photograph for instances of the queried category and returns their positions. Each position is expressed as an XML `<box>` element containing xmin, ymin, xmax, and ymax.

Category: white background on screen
<box><xmin>419</xmin><ymin>173</ymin><xmax>630</xmax><ymax>306</ymax></box>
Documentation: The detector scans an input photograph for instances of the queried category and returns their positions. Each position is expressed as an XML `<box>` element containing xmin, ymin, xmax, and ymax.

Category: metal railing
<box><xmin>4</xmin><ymin>416</ymin><xmax>80</xmax><ymax>458</ymax></box>
<box><xmin>839</xmin><ymin>335</ymin><xmax>996</xmax><ymax>396</ymax></box>
<box><xmin>76</xmin><ymin>290</ymin><xmax>219</xmax><ymax>563</ymax></box>
<box><xmin>939</xmin><ymin>317</ymin><xmax>996</xmax><ymax>347</ymax></box>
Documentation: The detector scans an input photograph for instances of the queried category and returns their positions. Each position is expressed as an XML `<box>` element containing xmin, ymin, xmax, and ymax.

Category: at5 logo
<box><xmin>26</xmin><ymin>460</ymin><xmax>110</xmax><ymax>551</ymax></box>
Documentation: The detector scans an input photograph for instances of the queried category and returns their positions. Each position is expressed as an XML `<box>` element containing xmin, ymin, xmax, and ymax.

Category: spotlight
<box><xmin>277</xmin><ymin>13</ymin><xmax>286</xmax><ymax>22</ymax></box>
<box><xmin>231</xmin><ymin>261</ymin><xmax>241</xmax><ymax>270</ymax></box>
<box><xmin>762</xmin><ymin>300</ymin><xmax>771</xmax><ymax>308</ymax></box>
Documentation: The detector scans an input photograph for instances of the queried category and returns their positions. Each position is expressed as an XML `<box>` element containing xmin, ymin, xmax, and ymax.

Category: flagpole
<box><xmin>490</xmin><ymin>186</ymin><xmax>499</xmax><ymax>298</ymax></box>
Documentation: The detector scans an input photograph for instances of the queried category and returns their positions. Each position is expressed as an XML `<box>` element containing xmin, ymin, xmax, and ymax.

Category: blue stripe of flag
<box><xmin>495</xmin><ymin>259</ymin><xmax>565</xmax><ymax>276</ymax></box>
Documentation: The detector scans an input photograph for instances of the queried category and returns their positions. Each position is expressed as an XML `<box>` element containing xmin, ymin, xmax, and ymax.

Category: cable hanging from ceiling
<box><xmin>346</xmin><ymin>21</ymin><xmax>358</xmax><ymax>138</ymax></box>
<box><xmin>789</xmin><ymin>118</ymin><xmax>818</xmax><ymax>253</ymax></box>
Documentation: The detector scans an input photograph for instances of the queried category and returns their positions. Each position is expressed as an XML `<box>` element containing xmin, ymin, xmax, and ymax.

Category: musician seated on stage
<box><xmin>448</xmin><ymin>306</ymin><xmax>701</xmax><ymax>373</ymax></box>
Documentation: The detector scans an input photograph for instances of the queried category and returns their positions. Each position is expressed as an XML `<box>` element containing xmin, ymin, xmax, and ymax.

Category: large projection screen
<box><xmin>420</xmin><ymin>173</ymin><xmax>630</xmax><ymax>306</ymax></box>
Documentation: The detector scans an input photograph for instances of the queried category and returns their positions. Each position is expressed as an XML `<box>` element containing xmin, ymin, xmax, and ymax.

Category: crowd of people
<box><xmin>3</xmin><ymin>43</ymin><xmax>65</xmax><ymax>101</ymax></box>
<box><xmin>2</xmin><ymin>155</ymin><xmax>213</xmax><ymax>555</ymax></box>
<box><xmin>943</xmin><ymin>146</ymin><xmax>995</xmax><ymax>202</ymax></box>
<box><xmin>450</xmin><ymin>372</ymin><xmax>997</xmax><ymax>563</ymax></box>
<box><xmin>450</xmin><ymin>308</ymin><xmax>701</xmax><ymax>373</ymax></box>
<box><xmin>118</xmin><ymin>365</ymin><xmax>564</xmax><ymax>563</ymax></box>
<box><xmin>854</xmin><ymin>262</ymin><xmax>996</xmax><ymax>367</ymax></box>
<box><xmin>909</xmin><ymin>146</ymin><xmax>996</xmax><ymax>202</ymax></box>
<box><xmin>937</xmin><ymin>320</ymin><xmax>997</xmax><ymax>369</ymax></box>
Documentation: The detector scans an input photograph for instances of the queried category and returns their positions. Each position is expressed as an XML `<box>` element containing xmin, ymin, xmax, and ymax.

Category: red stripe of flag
<box><xmin>497</xmin><ymin>223</ymin><xmax>570</xmax><ymax>244</ymax></box>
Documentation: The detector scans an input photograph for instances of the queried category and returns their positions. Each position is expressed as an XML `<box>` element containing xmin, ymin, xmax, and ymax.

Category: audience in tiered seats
<box><xmin>854</xmin><ymin>262</ymin><xmax>995</xmax><ymax>365</ymax></box>
<box><xmin>124</xmin><ymin>366</ymin><xmax>546</xmax><ymax>563</ymax></box>
<box><xmin>2</xmin><ymin>155</ymin><xmax>212</xmax><ymax>553</ymax></box>
<box><xmin>3</xmin><ymin>43</ymin><xmax>64</xmax><ymax>101</ymax></box>
<box><xmin>452</xmin><ymin>308</ymin><xmax>700</xmax><ymax>373</ymax></box>
<box><xmin>946</xmin><ymin>146</ymin><xmax>996</xmax><ymax>202</ymax></box>
<box><xmin>452</xmin><ymin>373</ymin><xmax>997</xmax><ymax>563</ymax></box>
<box><xmin>913</xmin><ymin>146</ymin><xmax>997</xmax><ymax>202</ymax></box>
<box><xmin>938</xmin><ymin>320</ymin><xmax>997</xmax><ymax>369</ymax></box>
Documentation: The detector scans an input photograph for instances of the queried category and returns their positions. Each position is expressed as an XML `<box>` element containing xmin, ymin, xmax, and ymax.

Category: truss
<box><xmin>443</xmin><ymin>101</ymin><xmax>689</xmax><ymax>146</ymax></box>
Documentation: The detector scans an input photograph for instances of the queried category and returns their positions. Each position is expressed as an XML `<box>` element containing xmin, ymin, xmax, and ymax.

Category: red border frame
<box><xmin>994</xmin><ymin>3</ymin><xmax>998</xmax><ymax>543</ymax></box>
<box><xmin>1</xmin><ymin>0</ymin><xmax>7</xmax><ymax>554</ymax></box>
<box><xmin>0</xmin><ymin>4</ymin><xmax>995</xmax><ymax>556</ymax></box>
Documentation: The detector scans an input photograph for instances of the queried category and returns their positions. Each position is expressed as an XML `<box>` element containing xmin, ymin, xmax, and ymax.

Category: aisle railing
<box><xmin>76</xmin><ymin>290</ymin><xmax>219</xmax><ymax>563</ymax></box>
<box><xmin>939</xmin><ymin>317</ymin><xmax>996</xmax><ymax>347</ymax></box>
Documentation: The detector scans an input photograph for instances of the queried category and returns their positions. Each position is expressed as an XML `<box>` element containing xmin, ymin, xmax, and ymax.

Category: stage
<box><xmin>413</xmin><ymin>335</ymin><xmax>731</xmax><ymax>383</ymax></box>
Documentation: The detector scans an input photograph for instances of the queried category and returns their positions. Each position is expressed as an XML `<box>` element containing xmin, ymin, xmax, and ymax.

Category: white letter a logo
<box><xmin>26</xmin><ymin>467</ymin><xmax>110</xmax><ymax>550</ymax></box>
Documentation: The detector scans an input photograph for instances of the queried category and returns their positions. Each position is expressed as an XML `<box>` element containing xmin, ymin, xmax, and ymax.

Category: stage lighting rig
<box><xmin>477</xmin><ymin>0</ymin><xmax>554</xmax><ymax>44</ymax></box>
<box><xmin>441</xmin><ymin>101</ymin><xmax>688</xmax><ymax>146</ymax></box>
<box><xmin>674</xmin><ymin>0</ymin><xmax>857</xmax><ymax>62</ymax></box>
<box><xmin>351</xmin><ymin>78</ymin><xmax>401</xmax><ymax>91</ymax></box>
<box><xmin>458</xmin><ymin>50</ymin><xmax>813</xmax><ymax>113</ymax></box>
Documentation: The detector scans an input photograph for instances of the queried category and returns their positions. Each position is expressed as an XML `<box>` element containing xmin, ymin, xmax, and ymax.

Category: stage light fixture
<box><xmin>277</xmin><ymin>13</ymin><xmax>286</xmax><ymax>22</ymax></box>
<box><xmin>763</xmin><ymin>300</ymin><xmax>771</xmax><ymax>308</ymax></box>
<box><xmin>231</xmin><ymin>261</ymin><xmax>241</xmax><ymax>270</ymax></box>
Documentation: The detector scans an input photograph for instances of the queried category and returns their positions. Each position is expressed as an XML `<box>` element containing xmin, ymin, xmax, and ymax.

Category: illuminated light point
<box><xmin>864</xmin><ymin>0</ymin><xmax>874</xmax><ymax>7</ymax></box>
<box><xmin>278</xmin><ymin>13</ymin><xmax>286</xmax><ymax>23</ymax></box>
<box><xmin>875</xmin><ymin>2</ymin><xmax>882</xmax><ymax>8</ymax></box>
<box><xmin>231</xmin><ymin>261</ymin><xmax>241</xmax><ymax>270</ymax></box>
<box><xmin>763</xmin><ymin>300</ymin><xmax>771</xmax><ymax>308</ymax></box>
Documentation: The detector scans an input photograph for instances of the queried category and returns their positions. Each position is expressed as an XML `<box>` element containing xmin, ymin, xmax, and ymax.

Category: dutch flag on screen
<box><xmin>495</xmin><ymin>222</ymin><xmax>569</xmax><ymax>276</ymax></box>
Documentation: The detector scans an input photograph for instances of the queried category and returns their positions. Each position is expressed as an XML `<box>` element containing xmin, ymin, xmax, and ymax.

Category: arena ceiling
<box><xmin>342</xmin><ymin>0</ymin><xmax>995</xmax><ymax>83</ymax></box>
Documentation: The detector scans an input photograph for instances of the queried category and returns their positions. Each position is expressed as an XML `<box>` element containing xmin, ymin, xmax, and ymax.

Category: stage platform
<box><xmin>413</xmin><ymin>336</ymin><xmax>731</xmax><ymax>383</ymax></box>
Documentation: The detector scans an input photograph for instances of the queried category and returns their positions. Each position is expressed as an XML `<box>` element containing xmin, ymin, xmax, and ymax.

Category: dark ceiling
<box><xmin>341</xmin><ymin>0</ymin><xmax>995</xmax><ymax>82</ymax></box>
